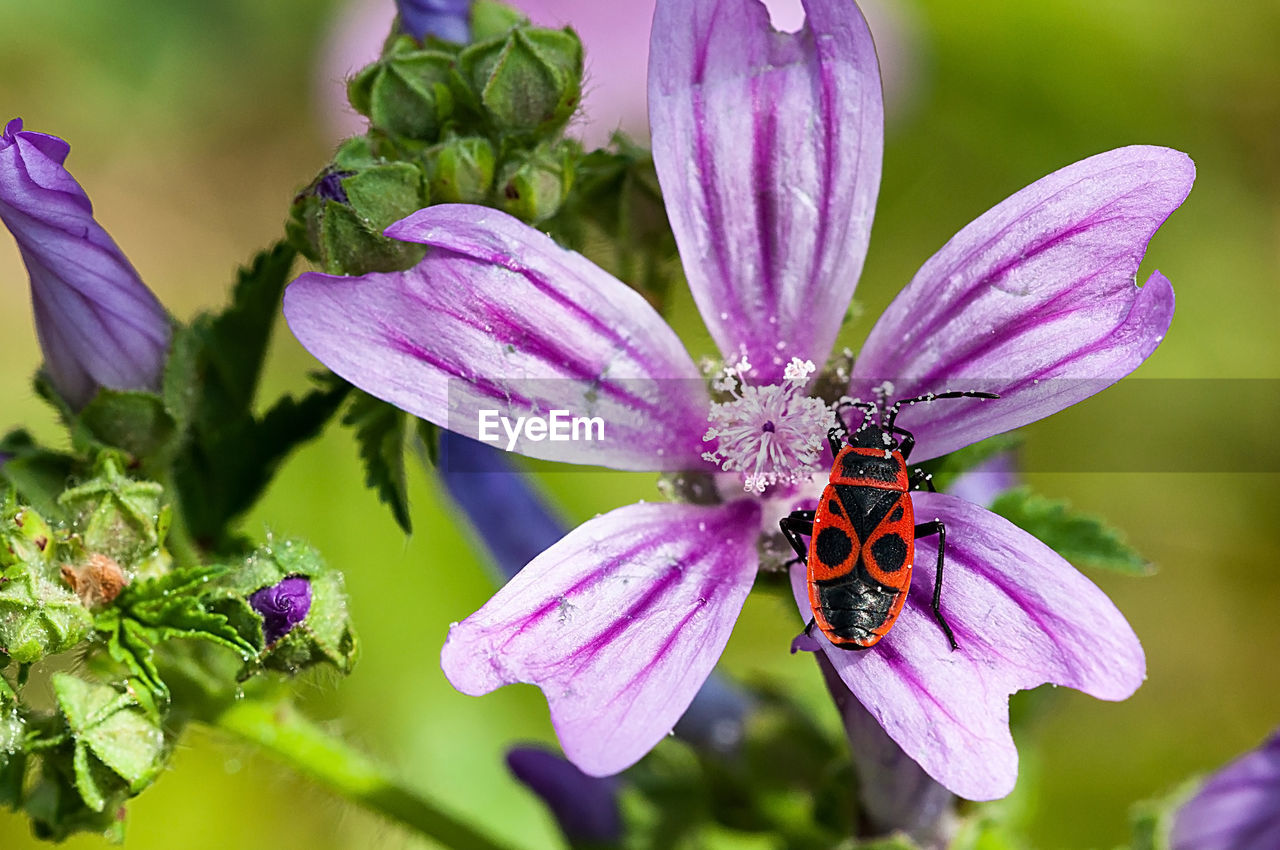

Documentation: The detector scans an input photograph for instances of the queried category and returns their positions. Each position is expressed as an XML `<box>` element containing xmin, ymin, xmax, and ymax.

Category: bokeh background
<box><xmin>2</xmin><ymin>0</ymin><xmax>1278</xmax><ymax>847</ymax></box>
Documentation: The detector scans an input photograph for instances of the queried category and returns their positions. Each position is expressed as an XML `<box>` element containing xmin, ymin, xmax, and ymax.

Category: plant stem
<box><xmin>211</xmin><ymin>698</ymin><xmax>513</xmax><ymax>850</ymax></box>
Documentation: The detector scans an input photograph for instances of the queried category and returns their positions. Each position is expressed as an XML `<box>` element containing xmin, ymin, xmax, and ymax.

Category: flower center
<box><xmin>702</xmin><ymin>357</ymin><xmax>834</xmax><ymax>494</ymax></box>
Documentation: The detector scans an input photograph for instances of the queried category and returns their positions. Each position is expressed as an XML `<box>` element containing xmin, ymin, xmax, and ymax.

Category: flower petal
<box><xmin>283</xmin><ymin>205</ymin><xmax>710</xmax><ymax>470</ymax></box>
<box><xmin>442</xmin><ymin>499</ymin><xmax>761</xmax><ymax>776</ymax></box>
<box><xmin>506</xmin><ymin>746</ymin><xmax>623</xmax><ymax>845</ymax></box>
<box><xmin>1172</xmin><ymin>728</ymin><xmax>1280</xmax><ymax>850</ymax></box>
<box><xmin>851</xmin><ymin>146</ymin><xmax>1193</xmax><ymax>461</ymax></box>
<box><xmin>649</xmin><ymin>0</ymin><xmax>883</xmax><ymax>382</ymax></box>
<box><xmin>791</xmin><ymin>492</ymin><xmax>1144</xmax><ymax>800</ymax></box>
<box><xmin>1</xmin><ymin>119</ymin><xmax>171</xmax><ymax>409</ymax></box>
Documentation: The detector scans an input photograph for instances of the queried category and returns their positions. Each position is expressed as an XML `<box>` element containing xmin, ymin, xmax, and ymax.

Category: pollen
<box><xmin>701</xmin><ymin>357</ymin><xmax>833</xmax><ymax>494</ymax></box>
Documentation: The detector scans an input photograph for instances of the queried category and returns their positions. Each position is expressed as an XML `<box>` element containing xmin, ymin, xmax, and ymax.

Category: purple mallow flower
<box><xmin>249</xmin><ymin>576</ymin><xmax>312</xmax><ymax>644</ymax></box>
<box><xmin>0</xmin><ymin>119</ymin><xmax>171</xmax><ymax>410</ymax></box>
<box><xmin>396</xmin><ymin>0</ymin><xmax>471</xmax><ymax>43</ymax></box>
<box><xmin>1172</xmin><ymin>728</ymin><xmax>1280</xmax><ymax>850</ymax></box>
<box><xmin>283</xmin><ymin>0</ymin><xmax>1192</xmax><ymax>799</ymax></box>
<box><xmin>507</xmin><ymin>746</ymin><xmax>622</xmax><ymax>845</ymax></box>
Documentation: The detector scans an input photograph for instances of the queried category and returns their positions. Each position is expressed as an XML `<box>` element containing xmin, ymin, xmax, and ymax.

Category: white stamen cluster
<box><xmin>702</xmin><ymin>357</ymin><xmax>833</xmax><ymax>494</ymax></box>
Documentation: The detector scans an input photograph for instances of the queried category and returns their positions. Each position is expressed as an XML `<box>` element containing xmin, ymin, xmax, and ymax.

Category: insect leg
<box><xmin>914</xmin><ymin>520</ymin><xmax>958</xmax><ymax>651</ymax></box>
<box><xmin>907</xmin><ymin>464</ymin><xmax>936</xmax><ymax>492</ymax></box>
<box><xmin>780</xmin><ymin>511</ymin><xmax>816</xmax><ymax>567</ymax></box>
<box><xmin>834</xmin><ymin>399</ymin><xmax>877</xmax><ymax>436</ymax></box>
<box><xmin>888</xmin><ymin>424</ymin><xmax>916</xmax><ymax>460</ymax></box>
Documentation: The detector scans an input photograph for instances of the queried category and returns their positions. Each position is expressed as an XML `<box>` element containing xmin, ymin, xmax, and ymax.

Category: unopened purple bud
<box><xmin>396</xmin><ymin>0</ymin><xmax>471</xmax><ymax>43</ymax></box>
<box><xmin>506</xmin><ymin>746</ymin><xmax>622</xmax><ymax>846</ymax></box>
<box><xmin>249</xmin><ymin>576</ymin><xmax>312</xmax><ymax>644</ymax></box>
<box><xmin>0</xmin><ymin>118</ymin><xmax>171</xmax><ymax>410</ymax></box>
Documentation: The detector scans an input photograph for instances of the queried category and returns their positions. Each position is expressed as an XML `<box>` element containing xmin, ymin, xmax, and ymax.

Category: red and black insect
<box><xmin>780</xmin><ymin>390</ymin><xmax>998</xmax><ymax>650</ymax></box>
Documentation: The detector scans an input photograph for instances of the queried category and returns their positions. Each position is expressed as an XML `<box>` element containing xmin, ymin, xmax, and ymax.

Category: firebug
<box><xmin>781</xmin><ymin>390</ymin><xmax>998</xmax><ymax>650</ymax></box>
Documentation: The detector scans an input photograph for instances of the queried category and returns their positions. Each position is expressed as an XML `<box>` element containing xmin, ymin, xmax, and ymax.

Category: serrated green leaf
<box><xmin>73</xmin><ymin>390</ymin><xmax>177</xmax><ymax>463</ymax></box>
<box><xmin>990</xmin><ymin>487</ymin><xmax>1151</xmax><ymax>575</ymax></box>
<box><xmin>344</xmin><ymin>391</ymin><xmax>414</xmax><ymax>533</ymax></box>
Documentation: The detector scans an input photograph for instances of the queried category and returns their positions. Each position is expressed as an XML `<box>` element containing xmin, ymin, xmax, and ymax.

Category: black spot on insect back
<box><xmin>870</xmin><ymin>533</ymin><xmax>908</xmax><ymax>573</ymax></box>
<box><xmin>815</xmin><ymin>526</ymin><xmax>853</xmax><ymax>567</ymax></box>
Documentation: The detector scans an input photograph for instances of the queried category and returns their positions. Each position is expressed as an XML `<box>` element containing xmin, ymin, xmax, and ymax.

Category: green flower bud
<box><xmin>427</xmin><ymin>135</ymin><xmax>496</xmax><ymax>203</ymax></box>
<box><xmin>57</xmin><ymin>458</ymin><xmax>164</xmax><ymax>568</ymax></box>
<box><xmin>210</xmin><ymin>539</ymin><xmax>357</xmax><ymax>676</ymax></box>
<box><xmin>1</xmin><ymin>490</ymin><xmax>55</xmax><ymax>569</ymax></box>
<box><xmin>289</xmin><ymin>137</ymin><xmax>430</xmax><ymax>276</ymax></box>
<box><xmin>469</xmin><ymin>0</ymin><xmax>526</xmax><ymax>42</ymax></box>
<box><xmin>348</xmin><ymin>36</ymin><xmax>458</xmax><ymax>141</ymax></box>
<box><xmin>497</xmin><ymin>142</ymin><xmax>576</xmax><ymax>224</ymax></box>
<box><xmin>0</xmin><ymin>563</ymin><xmax>93</xmax><ymax>663</ymax></box>
<box><xmin>459</xmin><ymin>25</ymin><xmax>583</xmax><ymax>138</ymax></box>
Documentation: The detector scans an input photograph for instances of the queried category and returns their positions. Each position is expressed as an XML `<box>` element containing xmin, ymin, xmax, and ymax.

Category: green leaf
<box><xmin>990</xmin><ymin>487</ymin><xmax>1152</xmax><ymax>575</ymax></box>
<box><xmin>0</xmin><ymin>564</ymin><xmax>94</xmax><ymax>663</ymax></box>
<box><xmin>344</xmin><ymin>391</ymin><xmax>415</xmax><ymax>534</ymax></box>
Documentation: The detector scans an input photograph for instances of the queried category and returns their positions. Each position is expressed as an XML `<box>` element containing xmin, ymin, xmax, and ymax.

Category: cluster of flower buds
<box><xmin>289</xmin><ymin>4</ymin><xmax>583</xmax><ymax>275</ymax></box>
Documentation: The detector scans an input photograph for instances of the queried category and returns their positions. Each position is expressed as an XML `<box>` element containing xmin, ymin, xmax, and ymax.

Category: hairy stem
<box><xmin>210</xmin><ymin>699</ymin><xmax>513</xmax><ymax>850</ymax></box>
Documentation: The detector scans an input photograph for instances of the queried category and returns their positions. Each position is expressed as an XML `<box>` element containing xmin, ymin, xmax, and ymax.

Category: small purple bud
<box><xmin>249</xmin><ymin>576</ymin><xmax>312</xmax><ymax>644</ymax></box>
<box><xmin>506</xmin><ymin>746</ymin><xmax>622</xmax><ymax>846</ymax></box>
<box><xmin>396</xmin><ymin>0</ymin><xmax>472</xmax><ymax>43</ymax></box>
<box><xmin>0</xmin><ymin>118</ymin><xmax>171</xmax><ymax>410</ymax></box>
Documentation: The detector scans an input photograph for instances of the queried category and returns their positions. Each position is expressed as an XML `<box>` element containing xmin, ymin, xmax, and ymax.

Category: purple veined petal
<box><xmin>284</xmin><ymin>205</ymin><xmax>711</xmax><ymax>471</ymax></box>
<box><xmin>649</xmin><ymin>0</ymin><xmax>883</xmax><ymax>383</ymax></box>
<box><xmin>1172</xmin><ymin>728</ymin><xmax>1280</xmax><ymax>850</ymax></box>
<box><xmin>441</xmin><ymin>499</ymin><xmax>762</xmax><ymax>776</ymax></box>
<box><xmin>850</xmin><ymin>146</ymin><xmax>1193</xmax><ymax>462</ymax></box>
<box><xmin>790</xmin><ymin>492</ymin><xmax>1144</xmax><ymax>800</ymax></box>
<box><xmin>1</xmin><ymin>119</ymin><xmax>171</xmax><ymax>410</ymax></box>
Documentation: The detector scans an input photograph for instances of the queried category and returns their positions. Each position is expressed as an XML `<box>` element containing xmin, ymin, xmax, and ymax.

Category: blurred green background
<box><xmin>1</xmin><ymin>0</ymin><xmax>1278</xmax><ymax>847</ymax></box>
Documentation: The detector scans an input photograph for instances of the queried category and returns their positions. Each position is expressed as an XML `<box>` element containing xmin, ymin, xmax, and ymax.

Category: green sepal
<box><xmin>469</xmin><ymin>0</ymin><xmax>526</xmax><ymax>42</ymax></box>
<box><xmin>0</xmin><ymin>430</ymin><xmax>76</xmax><ymax>522</ymax></box>
<box><xmin>990</xmin><ymin>486</ymin><xmax>1151</xmax><ymax>575</ymax></box>
<box><xmin>24</xmin><ymin>750</ymin><xmax>127</xmax><ymax>843</ymax></box>
<box><xmin>0</xmin><ymin>563</ymin><xmax>94</xmax><ymax>663</ymax></box>
<box><xmin>57</xmin><ymin>457</ymin><xmax>164</xmax><ymax>566</ymax></box>
<box><xmin>1</xmin><ymin>488</ymin><xmax>57</xmax><ymax>569</ymax></box>
<box><xmin>52</xmin><ymin>674</ymin><xmax>167</xmax><ymax>801</ymax></box>
<box><xmin>349</xmin><ymin>39</ymin><xmax>459</xmax><ymax>141</ymax></box>
<box><xmin>73</xmin><ymin>390</ymin><xmax>177</xmax><ymax>466</ymax></box>
<box><xmin>344</xmin><ymin>391</ymin><xmax>415</xmax><ymax>534</ymax></box>
<box><xmin>1125</xmin><ymin>779</ymin><xmax>1197</xmax><ymax>850</ymax></box>
<box><xmin>426</xmin><ymin>135</ymin><xmax>497</xmax><ymax>203</ymax></box>
<box><xmin>458</xmin><ymin>25</ymin><xmax>582</xmax><ymax>139</ymax></box>
<box><xmin>497</xmin><ymin>140</ymin><xmax>576</xmax><ymax>224</ymax></box>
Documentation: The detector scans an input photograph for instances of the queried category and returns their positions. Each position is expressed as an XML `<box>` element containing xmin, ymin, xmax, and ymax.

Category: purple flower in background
<box><xmin>396</xmin><ymin>0</ymin><xmax>471</xmax><ymax>43</ymax></box>
<box><xmin>506</xmin><ymin>746</ymin><xmax>622</xmax><ymax>845</ymax></box>
<box><xmin>0</xmin><ymin>119</ymin><xmax>171</xmax><ymax>410</ymax></box>
<box><xmin>284</xmin><ymin>0</ymin><xmax>1191</xmax><ymax>798</ymax></box>
<box><xmin>249</xmin><ymin>576</ymin><xmax>313</xmax><ymax>644</ymax></box>
<box><xmin>1172</xmin><ymin>728</ymin><xmax>1280</xmax><ymax>850</ymax></box>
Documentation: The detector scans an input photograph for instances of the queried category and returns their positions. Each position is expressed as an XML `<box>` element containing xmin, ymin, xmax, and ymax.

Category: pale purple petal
<box><xmin>791</xmin><ymin>492</ymin><xmax>1144</xmax><ymax>800</ymax></box>
<box><xmin>506</xmin><ymin>747</ymin><xmax>622</xmax><ymax>844</ymax></box>
<box><xmin>850</xmin><ymin>146</ymin><xmax>1193</xmax><ymax>461</ymax></box>
<box><xmin>441</xmin><ymin>499</ymin><xmax>761</xmax><ymax>776</ymax></box>
<box><xmin>0</xmin><ymin>119</ymin><xmax>171</xmax><ymax>410</ymax></box>
<box><xmin>945</xmin><ymin>452</ymin><xmax>1018</xmax><ymax>508</ymax></box>
<box><xmin>1172</xmin><ymin>729</ymin><xmax>1280</xmax><ymax>850</ymax></box>
<box><xmin>284</xmin><ymin>205</ymin><xmax>710</xmax><ymax>470</ymax></box>
<box><xmin>649</xmin><ymin>0</ymin><xmax>882</xmax><ymax>382</ymax></box>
